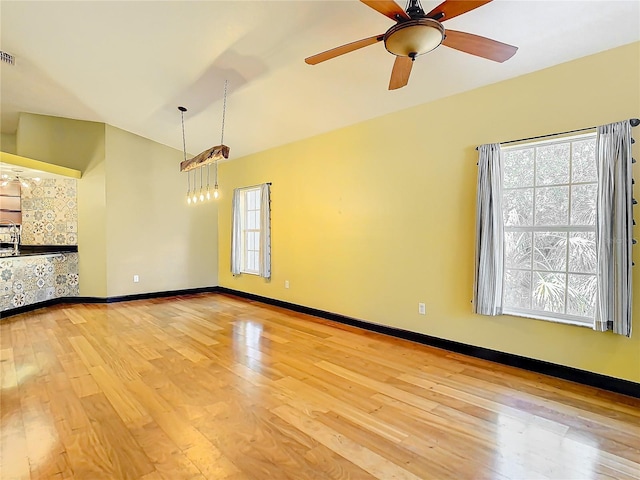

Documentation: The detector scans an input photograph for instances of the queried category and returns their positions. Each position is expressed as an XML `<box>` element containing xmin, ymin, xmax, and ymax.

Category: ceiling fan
<box><xmin>305</xmin><ymin>0</ymin><xmax>518</xmax><ymax>90</ymax></box>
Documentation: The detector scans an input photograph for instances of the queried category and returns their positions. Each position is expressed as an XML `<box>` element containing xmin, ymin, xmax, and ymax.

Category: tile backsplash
<box><xmin>21</xmin><ymin>178</ymin><xmax>78</xmax><ymax>245</ymax></box>
<box><xmin>0</xmin><ymin>252</ymin><xmax>79</xmax><ymax>311</ymax></box>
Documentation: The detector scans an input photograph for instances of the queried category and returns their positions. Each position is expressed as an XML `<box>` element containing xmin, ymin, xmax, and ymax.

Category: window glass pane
<box><xmin>532</xmin><ymin>272</ymin><xmax>566</xmax><ymax>314</ymax></box>
<box><xmin>535</xmin><ymin>186</ymin><xmax>569</xmax><ymax>226</ymax></box>
<box><xmin>503</xmin><ymin>189</ymin><xmax>533</xmax><ymax>226</ymax></box>
<box><xmin>570</xmin><ymin>184</ymin><xmax>597</xmax><ymax>226</ymax></box>
<box><xmin>533</xmin><ymin>232</ymin><xmax>567</xmax><ymax>271</ymax></box>
<box><xmin>568</xmin><ymin>232</ymin><xmax>596</xmax><ymax>274</ymax></box>
<box><xmin>252</xmin><ymin>251</ymin><xmax>259</xmax><ymax>271</ymax></box>
<box><xmin>503</xmin><ymin>149</ymin><xmax>534</xmax><ymax>188</ymax></box>
<box><xmin>567</xmin><ymin>274</ymin><xmax>596</xmax><ymax>318</ymax></box>
<box><xmin>505</xmin><ymin>232</ymin><xmax>532</xmax><ymax>269</ymax></box>
<box><xmin>500</xmin><ymin>135</ymin><xmax>598</xmax><ymax>323</ymax></box>
<box><xmin>571</xmin><ymin>139</ymin><xmax>597</xmax><ymax>183</ymax></box>
<box><xmin>250</xmin><ymin>232</ymin><xmax>260</xmax><ymax>250</ymax></box>
<box><xmin>503</xmin><ymin>269</ymin><xmax>531</xmax><ymax>310</ymax></box>
<box><xmin>246</xmin><ymin>190</ymin><xmax>256</xmax><ymax>210</ymax></box>
<box><xmin>247</xmin><ymin>211</ymin><xmax>256</xmax><ymax>229</ymax></box>
<box><xmin>535</xmin><ymin>143</ymin><xmax>570</xmax><ymax>186</ymax></box>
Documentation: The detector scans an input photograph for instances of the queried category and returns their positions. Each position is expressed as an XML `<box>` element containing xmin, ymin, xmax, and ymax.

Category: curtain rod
<box><xmin>240</xmin><ymin>182</ymin><xmax>272</xmax><ymax>189</ymax></box>
<box><xmin>475</xmin><ymin>118</ymin><xmax>640</xmax><ymax>150</ymax></box>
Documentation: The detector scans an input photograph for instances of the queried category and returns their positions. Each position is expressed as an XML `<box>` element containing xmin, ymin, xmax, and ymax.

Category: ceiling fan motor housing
<box><xmin>384</xmin><ymin>18</ymin><xmax>445</xmax><ymax>57</ymax></box>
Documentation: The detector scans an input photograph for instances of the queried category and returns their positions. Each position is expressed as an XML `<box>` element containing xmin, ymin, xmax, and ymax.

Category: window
<box><xmin>501</xmin><ymin>133</ymin><xmax>597</xmax><ymax>326</ymax></box>
<box><xmin>237</xmin><ymin>186</ymin><xmax>261</xmax><ymax>274</ymax></box>
<box><xmin>231</xmin><ymin>183</ymin><xmax>271</xmax><ymax>278</ymax></box>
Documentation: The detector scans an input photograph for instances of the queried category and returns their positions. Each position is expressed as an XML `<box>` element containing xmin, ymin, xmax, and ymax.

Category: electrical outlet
<box><xmin>284</xmin><ymin>280</ymin><xmax>290</xmax><ymax>289</ymax></box>
<box><xmin>418</xmin><ymin>302</ymin><xmax>426</xmax><ymax>315</ymax></box>
<box><xmin>133</xmin><ymin>275</ymin><xmax>139</xmax><ymax>283</ymax></box>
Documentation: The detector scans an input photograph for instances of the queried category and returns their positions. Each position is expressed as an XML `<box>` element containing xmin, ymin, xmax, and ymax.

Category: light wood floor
<box><xmin>1</xmin><ymin>293</ymin><xmax>639</xmax><ymax>480</ymax></box>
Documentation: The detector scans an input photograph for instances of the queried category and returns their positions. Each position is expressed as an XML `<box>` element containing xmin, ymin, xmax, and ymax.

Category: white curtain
<box><xmin>230</xmin><ymin>188</ymin><xmax>242</xmax><ymax>275</ymax></box>
<box><xmin>230</xmin><ymin>184</ymin><xmax>271</xmax><ymax>278</ymax></box>
<box><xmin>594</xmin><ymin>121</ymin><xmax>633</xmax><ymax>336</ymax></box>
<box><xmin>259</xmin><ymin>183</ymin><xmax>271</xmax><ymax>279</ymax></box>
<box><xmin>473</xmin><ymin>143</ymin><xmax>504</xmax><ymax>315</ymax></box>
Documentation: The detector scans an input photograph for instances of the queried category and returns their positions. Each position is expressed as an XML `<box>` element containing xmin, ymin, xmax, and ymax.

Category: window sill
<box><xmin>503</xmin><ymin>309</ymin><xmax>593</xmax><ymax>328</ymax></box>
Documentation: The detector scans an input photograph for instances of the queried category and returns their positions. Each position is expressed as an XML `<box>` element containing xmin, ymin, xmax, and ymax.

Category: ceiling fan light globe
<box><xmin>384</xmin><ymin>18</ymin><xmax>444</xmax><ymax>57</ymax></box>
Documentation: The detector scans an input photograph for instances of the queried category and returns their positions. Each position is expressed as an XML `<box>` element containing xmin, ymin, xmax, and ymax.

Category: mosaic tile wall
<box><xmin>0</xmin><ymin>253</ymin><xmax>79</xmax><ymax>311</ymax></box>
<box><xmin>21</xmin><ymin>178</ymin><xmax>78</xmax><ymax>245</ymax></box>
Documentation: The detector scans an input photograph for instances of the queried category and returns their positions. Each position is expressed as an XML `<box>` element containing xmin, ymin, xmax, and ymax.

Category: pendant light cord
<box><xmin>215</xmin><ymin>79</ymin><xmax>228</xmax><ymax>189</ymax></box>
<box><xmin>180</xmin><ymin>107</ymin><xmax>190</xmax><ymax>192</ymax></box>
<box><xmin>220</xmin><ymin>79</ymin><xmax>228</xmax><ymax>145</ymax></box>
<box><xmin>181</xmin><ymin>109</ymin><xmax>187</xmax><ymax>163</ymax></box>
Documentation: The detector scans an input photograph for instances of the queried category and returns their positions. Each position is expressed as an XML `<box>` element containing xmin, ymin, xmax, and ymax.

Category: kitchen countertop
<box><xmin>0</xmin><ymin>244</ymin><xmax>78</xmax><ymax>257</ymax></box>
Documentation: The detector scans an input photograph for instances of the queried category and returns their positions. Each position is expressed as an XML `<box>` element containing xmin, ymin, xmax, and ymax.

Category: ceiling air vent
<box><xmin>0</xmin><ymin>51</ymin><xmax>15</xmax><ymax>65</ymax></box>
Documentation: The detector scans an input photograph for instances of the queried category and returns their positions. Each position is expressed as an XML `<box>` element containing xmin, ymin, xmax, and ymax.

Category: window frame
<box><xmin>500</xmin><ymin>132</ymin><xmax>598</xmax><ymax>327</ymax></box>
<box><xmin>238</xmin><ymin>186</ymin><xmax>262</xmax><ymax>276</ymax></box>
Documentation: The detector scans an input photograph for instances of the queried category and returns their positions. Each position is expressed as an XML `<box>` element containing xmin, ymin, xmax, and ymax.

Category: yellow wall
<box><xmin>104</xmin><ymin>125</ymin><xmax>218</xmax><ymax>297</ymax></box>
<box><xmin>14</xmin><ymin>114</ymin><xmax>218</xmax><ymax>297</ymax></box>
<box><xmin>218</xmin><ymin>42</ymin><xmax>640</xmax><ymax>383</ymax></box>
<box><xmin>1</xmin><ymin>133</ymin><xmax>17</xmax><ymax>154</ymax></box>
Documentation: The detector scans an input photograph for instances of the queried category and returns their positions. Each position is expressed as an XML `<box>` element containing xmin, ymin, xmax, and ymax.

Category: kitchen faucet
<box><xmin>1</xmin><ymin>222</ymin><xmax>20</xmax><ymax>254</ymax></box>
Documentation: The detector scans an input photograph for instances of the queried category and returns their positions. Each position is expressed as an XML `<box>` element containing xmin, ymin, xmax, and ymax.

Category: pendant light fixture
<box><xmin>179</xmin><ymin>80</ymin><xmax>230</xmax><ymax>201</ymax></box>
<box><xmin>0</xmin><ymin>171</ymin><xmax>42</xmax><ymax>189</ymax></box>
<box><xmin>213</xmin><ymin>80</ymin><xmax>227</xmax><ymax>200</ymax></box>
<box><xmin>178</xmin><ymin>106</ymin><xmax>191</xmax><ymax>204</ymax></box>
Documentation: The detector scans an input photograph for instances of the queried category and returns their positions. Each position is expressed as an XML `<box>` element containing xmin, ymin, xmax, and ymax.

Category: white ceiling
<box><xmin>1</xmin><ymin>1</ymin><xmax>639</xmax><ymax>161</ymax></box>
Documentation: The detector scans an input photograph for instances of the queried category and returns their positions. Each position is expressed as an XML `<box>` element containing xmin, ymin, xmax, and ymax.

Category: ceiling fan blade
<box><xmin>360</xmin><ymin>1</ymin><xmax>409</xmax><ymax>21</ymax></box>
<box><xmin>305</xmin><ymin>34</ymin><xmax>384</xmax><ymax>65</ymax></box>
<box><xmin>426</xmin><ymin>0</ymin><xmax>492</xmax><ymax>21</ymax></box>
<box><xmin>442</xmin><ymin>30</ymin><xmax>517</xmax><ymax>62</ymax></box>
<box><xmin>389</xmin><ymin>56</ymin><xmax>413</xmax><ymax>90</ymax></box>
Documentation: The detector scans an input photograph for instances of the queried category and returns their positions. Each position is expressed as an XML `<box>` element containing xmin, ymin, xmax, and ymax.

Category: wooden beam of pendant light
<box><xmin>179</xmin><ymin>144</ymin><xmax>229</xmax><ymax>172</ymax></box>
<box><xmin>179</xmin><ymin>80</ymin><xmax>231</xmax><ymax>173</ymax></box>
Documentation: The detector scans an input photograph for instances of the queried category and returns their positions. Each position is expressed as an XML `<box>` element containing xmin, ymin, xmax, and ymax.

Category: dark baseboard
<box><xmin>101</xmin><ymin>286</ymin><xmax>220</xmax><ymax>304</ymax></box>
<box><xmin>1</xmin><ymin>286</ymin><xmax>220</xmax><ymax>317</ymax></box>
<box><xmin>217</xmin><ymin>287</ymin><xmax>640</xmax><ymax>399</ymax></box>
<box><xmin>1</xmin><ymin>298</ymin><xmax>62</xmax><ymax>317</ymax></box>
<box><xmin>3</xmin><ymin>285</ymin><xmax>638</xmax><ymax>398</ymax></box>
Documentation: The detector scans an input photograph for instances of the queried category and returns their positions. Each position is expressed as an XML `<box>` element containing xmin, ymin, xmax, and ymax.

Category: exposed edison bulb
<box><xmin>187</xmin><ymin>191</ymin><xmax>192</xmax><ymax>204</ymax></box>
<box><xmin>192</xmin><ymin>193</ymin><xmax>198</xmax><ymax>204</ymax></box>
<box><xmin>213</xmin><ymin>185</ymin><xmax>219</xmax><ymax>199</ymax></box>
<box><xmin>199</xmin><ymin>190</ymin><xmax>205</xmax><ymax>202</ymax></box>
<box><xmin>206</xmin><ymin>189</ymin><xmax>211</xmax><ymax>201</ymax></box>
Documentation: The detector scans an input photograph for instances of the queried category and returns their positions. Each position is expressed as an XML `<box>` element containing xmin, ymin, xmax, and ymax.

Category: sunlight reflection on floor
<box><xmin>495</xmin><ymin>412</ymin><xmax>598</xmax><ymax>479</ymax></box>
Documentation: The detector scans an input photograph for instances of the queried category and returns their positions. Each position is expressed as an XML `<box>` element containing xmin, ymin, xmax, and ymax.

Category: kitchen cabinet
<box><xmin>0</xmin><ymin>180</ymin><xmax>22</xmax><ymax>224</ymax></box>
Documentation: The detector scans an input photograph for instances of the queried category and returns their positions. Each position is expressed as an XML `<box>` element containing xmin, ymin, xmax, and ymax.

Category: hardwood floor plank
<box><xmin>276</xmin><ymin>375</ymin><xmax>408</xmax><ymax>443</ymax></box>
<box><xmin>68</xmin><ymin>335</ymin><xmax>105</xmax><ymax>369</ymax></box>
<box><xmin>272</xmin><ymin>404</ymin><xmax>423</xmax><ymax>480</ymax></box>
<box><xmin>88</xmin><ymin>365</ymin><xmax>149</xmax><ymax>425</ymax></box>
<box><xmin>81</xmin><ymin>392</ymin><xmax>155</xmax><ymax>479</ymax></box>
<box><xmin>2</xmin><ymin>293</ymin><xmax>639</xmax><ymax>479</ymax></box>
<box><xmin>169</xmin><ymin>322</ymin><xmax>219</xmax><ymax>347</ymax></box>
<box><xmin>152</xmin><ymin>330</ymin><xmax>208</xmax><ymax>363</ymax></box>
<box><xmin>0</xmin><ymin>347</ymin><xmax>32</xmax><ymax>480</ymax></box>
<box><xmin>316</xmin><ymin>360</ymin><xmax>440</xmax><ymax>412</ymax></box>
